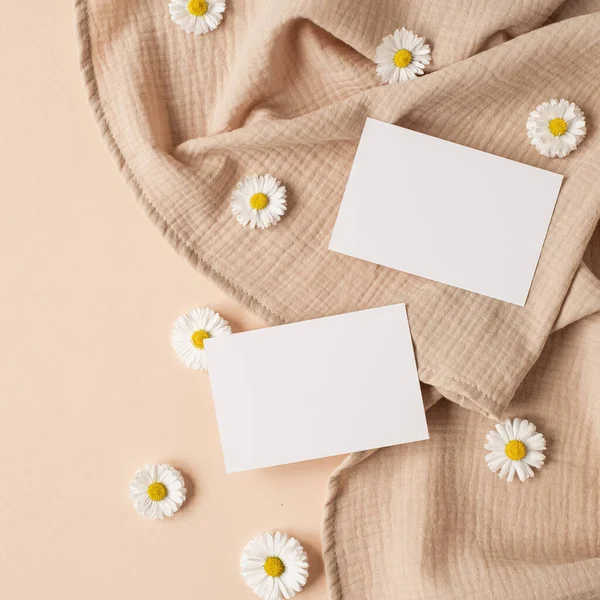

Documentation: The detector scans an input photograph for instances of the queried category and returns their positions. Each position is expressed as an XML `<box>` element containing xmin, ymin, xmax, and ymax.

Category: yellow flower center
<box><xmin>191</xmin><ymin>329</ymin><xmax>210</xmax><ymax>349</ymax></box>
<box><xmin>264</xmin><ymin>556</ymin><xmax>285</xmax><ymax>578</ymax></box>
<box><xmin>393</xmin><ymin>49</ymin><xmax>413</xmax><ymax>68</ymax></box>
<box><xmin>188</xmin><ymin>0</ymin><xmax>208</xmax><ymax>16</ymax></box>
<box><xmin>548</xmin><ymin>117</ymin><xmax>568</xmax><ymax>137</ymax></box>
<box><xmin>249</xmin><ymin>193</ymin><xmax>269</xmax><ymax>211</ymax></box>
<box><xmin>147</xmin><ymin>482</ymin><xmax>168</xmax><ymax>502</ymax></box>
<box><xmin>505</xmin><ymin>440</ymin><xmax>526</xmax><ymax>461</ymax></box>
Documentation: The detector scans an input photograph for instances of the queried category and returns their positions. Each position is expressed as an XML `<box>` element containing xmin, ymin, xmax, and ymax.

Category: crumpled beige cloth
<box><xmin>324</xmin><ymin>307</ymin><xmax>600</xmax><ymax>599</ymax></box>
<box><xmin>76</xmin><ymin>0</ymin><xmax>600</xmax><ymax>597</ymax></box>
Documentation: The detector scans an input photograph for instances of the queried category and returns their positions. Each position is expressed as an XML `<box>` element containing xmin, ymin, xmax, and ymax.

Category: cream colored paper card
<box><xmin>205</xmin><ymin>304</ymin><xmax>428</xmax><ymax>473</ymax></box>
<box><xmin>329</xmin><ymin>118</ymin><xmax>564</xmax><ymax>306</ymax></box>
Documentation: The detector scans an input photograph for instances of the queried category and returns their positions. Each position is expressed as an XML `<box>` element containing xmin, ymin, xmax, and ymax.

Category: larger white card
<box><xmin>329</xmin><ymin>118</ymin><xmax>564</xmax><ymax>306</ymax></box>
<box><xmin>205</xmin><ymin>304</ymin><xmax>428</xmax><ymax>473</ymax></box>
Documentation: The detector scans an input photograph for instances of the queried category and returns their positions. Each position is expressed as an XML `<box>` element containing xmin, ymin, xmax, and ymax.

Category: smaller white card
<box><xmin>205</xmin><ymin>304</ymin><xmax>428</xmax><ymax>473</ymax></box>
<box><xmin>329</xmin><ymin>118</ymin><xmax>564</xmax><ymax>306</ymax></box>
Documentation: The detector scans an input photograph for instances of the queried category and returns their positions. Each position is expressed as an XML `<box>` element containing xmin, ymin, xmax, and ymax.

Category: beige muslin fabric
<box><xmin>76</xmin><ymin>0</ymin><xmax>600</xmax><ymax>598</ymax></box>
<box><xmin>324</xmin><ymin>310</ymin><xmax>600</xmax><ymax>600</ymax></box>
<box><xmin>76</xmin><ymin>0</ymin><xmax>600</xmax><ymax>420</ymax></box>
<box><xmin>322</xmin><ymin>256</ymin><xmax>600</xmax><ymax>599</ymax></box>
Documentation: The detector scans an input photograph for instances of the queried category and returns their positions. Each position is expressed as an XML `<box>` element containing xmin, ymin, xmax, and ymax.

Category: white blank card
<box><xmin>205</xmin><ymin>304</ymin><xmax>428</xmax><ymax>473</ymax></box>
<box><xmin>329</xmin><ymin>118</ymin><xmax>564</xmax><ymax>306</ymax></box>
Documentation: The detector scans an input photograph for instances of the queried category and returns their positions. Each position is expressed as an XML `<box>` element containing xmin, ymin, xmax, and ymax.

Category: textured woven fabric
<box><xmin>324</xmin><ymin>310</ymin><xmax>600</xmax><ymax>600</ymax></box>
<box><xmin>76</xmin><ymin>0</ymin><xmax>600</xmax><ymax>419</ymax></box>
<box><xmin>76</xmin><ymin>0</ymin><xmax>600</xmax><ymax>598</ymax></box>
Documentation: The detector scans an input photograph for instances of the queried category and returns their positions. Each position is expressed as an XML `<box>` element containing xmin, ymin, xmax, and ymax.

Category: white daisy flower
<box><xmin>231</xmin><ymin>174</ymin><xmax>287</xmax><ymax>230</ymax></box>
<box><xmin>171</xmin><ymin>307</ymin><xmax>231</xmax><ymax>371</ymax></box>
<box><xmin>129</xmin><ymin>464</ymin><xmax>187</xmax><ymax>520</ymax></box>
<box><xmin>526</xmin><ymin>98</ymin><xmax>586</xmax><ymax>158</ymax></box>
<box><xmin>375</xmin><ymin>27</ymin><xmax>432</xmax><ymax>85</ymax></box>
<box><xmin>240</xmin><ymin>532</ymin><xmax>309</xmax><ymax>600</ymax></box>
<box><xmin>168</xmin><ymin>0</ymin><xmax>226</xmax><ymax>35</ymax></box>
<box><xmin>485</xmin><ymin>418</ymin><xmax>547</xmax><ymax>483</ymax></box>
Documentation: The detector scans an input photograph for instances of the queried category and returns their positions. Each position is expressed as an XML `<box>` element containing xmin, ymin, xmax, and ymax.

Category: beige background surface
<box><xmin>0</xmin><ymin>3</ymin><xmax>337</xmax><ymax>598</ymax></box>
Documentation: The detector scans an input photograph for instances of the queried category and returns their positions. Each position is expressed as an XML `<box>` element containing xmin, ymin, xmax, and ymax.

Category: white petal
<box><xmin>514</xmin><ymin>460</ymin><xmax>528</xmax><ymax>482</ymax></box>
<box><xmin>523</xmin><ymin>451</ymin><xmax>545</xmax><ymax>468</ymax></box>
<box><xmin>393</xmin><ymin>29</ymin><xmax>403</xmax><ymax>47</ymax></box>
<box><xmin>486</xmin><ymin>453</ymin><xmax>509</xmax><ymax>472</ymax></box>
<box><xmin>498</xmin><ymin>460</ymin><xmax>512</xmax><ymax>479</ymax></box>
<box><xmin>494</xmin><ymin>423</ymin><xmax>510</xmax><ymax>443</ymax></box>
<box><xmin>382</xmin><ymin>35</ymin><xmax>397</xmax><ymax>51</ymax></box>
<box><xmin>484</xmin><ymin>433</ymin><xmax>506</xmax><ymax>452</ymax></box>
<box><xmin>526</xmin><ymin>432</ymin><xmax>547</xmax><ymax>451</ymax></box>
<box><xmin>522</xmin><ymin>462</ymin><xmax>535</xmax><ymax>479</ymax></box>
